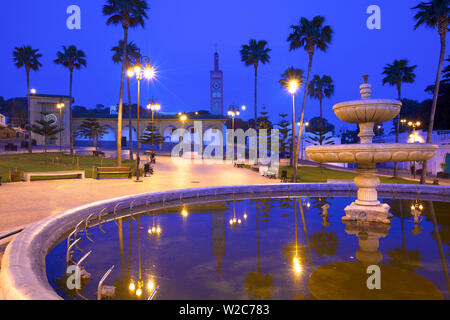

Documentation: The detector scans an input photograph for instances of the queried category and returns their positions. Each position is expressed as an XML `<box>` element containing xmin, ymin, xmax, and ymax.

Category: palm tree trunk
<box><xmin>69</xmin><ymin>70</ymin><xmax>74</xmax><ymax>155</ymax></box>
<box><xmin>421</xmin><ymin>30</ymin><xmax>447</xmax><ymax>184</ymax></box>
<box><xmin>116</xmin><ymin>27</ymin><xmax>128</xmax><ymax>167</ymax></box>
<box><xmin>118</xmin><ymin>218</ymin><xmax>126</xmax><ymax>280</ymax></box>
<box><xmin>127</xmin><ymin>74</ymin><xmax>133</xmax><ymax>160</ymax></box>
<box><xmin>393</xmin><ymin>82</ymin><xmax>402</xmax><ymax>178</ymax></box>
<box><xmin>254</xmin><ymin>66</ymin><xmax>258</xmax><ymax>165</ymax></box>
<box><xmin>428</xmin><ymin>201</ymin><xmax>450</xmax><ymax>294</ymax></box>
<box><xmin>294</xmin><ymin>53</ymin><xmax>313</xmax><ymax>182</ymax></box>
<box><xmin>26</xmin><ymin>70</ymin><xmax>32</xmax><ymax>154</ymax></box>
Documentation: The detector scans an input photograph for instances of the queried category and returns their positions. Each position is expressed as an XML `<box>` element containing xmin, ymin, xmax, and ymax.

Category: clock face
<box><xmin>212</xmin><ymin>80</ymin><xmax>221</xmax><ymax>90</ymax></box>
<box><xmin>45</xmin><ymin>113</ymin><xmax>58</xmax><ymax>123</ymax></box>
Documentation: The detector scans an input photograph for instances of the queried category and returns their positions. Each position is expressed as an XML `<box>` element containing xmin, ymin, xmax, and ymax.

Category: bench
<box><xmin>259</xmin><ymin>166</ymin><xmax>278</xmax><ymax>179</ymax></box>
<box><xmin>96</xmin><ymin>167</ymin><xmax>132</xmax><ymax>179</ymax></box>
<box><xmin>92</xmin><ymin>150</ymin><xmax>105</xmax><ymax>157</ymax></box>
<box><xmin>23</xmin><ymin>170</ymin><xmax>85</xmax><ymax>182</ymax></box>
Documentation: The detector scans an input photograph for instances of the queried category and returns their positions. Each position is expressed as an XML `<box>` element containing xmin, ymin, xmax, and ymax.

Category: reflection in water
<box><xmin>46</xmin><ymin>197</ymin><xmax>450</xmax><ymax>300</ymax></box>
<box><xmin>244</xmin><ymin>199</ymin><xmax>274</xmax><ymax>299</ymax></box>
<box><xmin>212</xmin><ymin>211</ymin><xmax>225</xmax><ymax>275</ymax></box>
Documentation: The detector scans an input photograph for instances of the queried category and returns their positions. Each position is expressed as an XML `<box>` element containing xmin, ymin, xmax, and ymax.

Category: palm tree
<box><xmin>244</xmin><ymin>199</ymin><xmax>274</xmax><ymax>299</ymax></box>
<box><xmin>382</xmin><ymin>59</ymin><xmax>417</xmax><ymax>178</ymax></box>
<box><xmin>288</xmin><ymin>16</ymin><xmax>333</xmax><ymax>182</ymax></box>
<box><xmin>240</xmin><ymin>39</ymin><xmax>271</xmax><ymax>134</ymax></box>
<box><xmin>112</xmin><ymin>40</ymin><xmax>140</xmax><ymax>160</ymax></box>
<box><xmin>308</xmin><ymin>75</ymin><xmax>334</xmax><ymax>125</ymax></box>
<box><xmin>13</xmin><ymin>46</ymin><xmax>42</xmax><ymax>154</ymax></box>
<box><xmin>54</xmin><ymin>45</ymin><xmax>87</xmax><ymax>155</ymax></box>
<box><xmin>103</xmin><ymin>0</ymin><xmax>149</xmax><ymax>166</ymax></box>
<box><xmin>412</xmin><ymin>0</ymin><xmax>450</xmax><ymax>184</ymax></box>
<box><xmin>279</xmin><ymin>67</ymin><xmax>305</xmax><ymax>167</ymax></box>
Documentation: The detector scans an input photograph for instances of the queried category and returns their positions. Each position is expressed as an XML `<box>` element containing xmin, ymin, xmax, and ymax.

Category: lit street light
<box><xmin>56</xmin><ymin>102</ymin><xmax>65</xmax><ymax>152</ymax></box>
<box><xmin>127</xmin><ymin>50</ymin><xmax>155</xmax><ymax>182</ymax></box>
<box><xmin>146</xmin><ymin>97</ymin><xmax>161</xmax><ymax>153</ymax></box>
<box><xmin>286</xmin><ymin>79</ymin><xmax>301</xmax><ymax>181</ymax></box>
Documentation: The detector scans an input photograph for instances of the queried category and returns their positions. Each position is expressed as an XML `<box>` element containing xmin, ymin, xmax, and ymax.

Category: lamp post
<box><xmin>287</xmin><ymin>80</ymin><xmax>301</xmax><ymax>179</ymax></box>
<box><xmin>227</xmin><ymin>105</ymin><xmax>241</xmax><ymax>131</ymax></box>
<box><xmin>298</xmin><ymin>121</ymin><xmax>309</xmax><ymax>161</ymax></box>
<box><xmin>402</xmin><ymin>119</ymin><xmax>421</xmax><ymax>178</ymax></box>
<box><xmin>228</xmin><ymin>105</ymin><xmax>241</xmax><ymax>164</ymax></box>
<box><xmin>127</xmin><ymin>51</ymin><xmax>155</xmax><ymax>182</ymax></box>
<box><xmin>146</xmin><ymin>98</ymin><xmax>161</xmax><ymax>153</ymax></box>
<box><xmin>178</xmin><ymin>114</ymin><xmax>188</xmax><ymax>155</ymax></box>
<box><xmin>56</xmin><ymin>102</ymin><xmax>65</xmax><ymax>153</ymax></box>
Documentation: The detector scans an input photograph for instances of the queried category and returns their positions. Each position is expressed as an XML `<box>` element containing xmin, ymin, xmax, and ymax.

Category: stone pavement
<box><xmin>0</xmin><ymin>156</ymin><xmax>276</xmax><ymax>235</ymax></box>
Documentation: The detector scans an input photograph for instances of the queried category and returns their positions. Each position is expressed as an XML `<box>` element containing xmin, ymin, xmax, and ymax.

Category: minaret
<box><xmin>210</xmin><ymin>50</ymin><xmax>224</xmax><ymax>115</ymax></box>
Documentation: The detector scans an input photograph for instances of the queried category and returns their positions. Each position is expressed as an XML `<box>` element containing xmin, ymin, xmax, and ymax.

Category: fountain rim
<box><xmin>1</xmin><ymin>183</ymin><xmax>450</xmax><ymax>300</ymax></box>
<box><xmin>333</xmin><ymin>98</ymin><xmax>402</xmax><ymax>110</ymax></box>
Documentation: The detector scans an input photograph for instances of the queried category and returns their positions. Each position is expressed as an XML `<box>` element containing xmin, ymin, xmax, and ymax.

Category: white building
<box><xmin>374</xmin><ymin>130</ymin><xmax>450</xmax><ymax>176</ymax></box>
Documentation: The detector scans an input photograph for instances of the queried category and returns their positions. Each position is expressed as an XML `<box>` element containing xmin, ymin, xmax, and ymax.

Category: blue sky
<box><xmin>0</xmin><ymin>0</ymin><xmax>445</xmax><ymax>131</ymax></box>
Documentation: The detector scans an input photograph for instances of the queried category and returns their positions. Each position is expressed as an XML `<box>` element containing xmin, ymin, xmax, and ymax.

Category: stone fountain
<box><xmin>306</xmin><ymin>76</ymin><xmax>438</xmax><ymax>224</ymax></box>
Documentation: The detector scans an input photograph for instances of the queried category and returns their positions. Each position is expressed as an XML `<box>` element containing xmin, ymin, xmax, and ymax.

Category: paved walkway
<box><xmin>0</xmin><ymin>156</ymin><xmax>276</xmax><ymax>236</ymax></box>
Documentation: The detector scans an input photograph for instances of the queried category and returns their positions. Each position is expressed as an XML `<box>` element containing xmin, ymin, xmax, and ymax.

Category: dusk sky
<box><xmin>1</xmin><ymin>0</ymin><xmax>445</xmax><ymax>131</ymax></box>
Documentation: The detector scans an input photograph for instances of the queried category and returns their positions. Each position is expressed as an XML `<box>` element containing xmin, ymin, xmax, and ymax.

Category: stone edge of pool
<box><xmin>1</xmin><ymin>183</ymin><xmax>449</xmax><ymax>300</ymax></box>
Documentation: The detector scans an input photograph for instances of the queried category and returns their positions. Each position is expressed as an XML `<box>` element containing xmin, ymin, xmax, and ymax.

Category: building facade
<box><xmin>29</xmin><ymin>94</ymin><xmax>73</xmax><ymax>146</ymax></box>
<box><xmin>210</xmin><ymin>52</ymin><xmax>223</xmax><ymax>115</ymax></box>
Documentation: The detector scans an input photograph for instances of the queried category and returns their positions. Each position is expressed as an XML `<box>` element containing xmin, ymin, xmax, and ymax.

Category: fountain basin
<box><xmin>306</xmin><ymin>143</ymin><xmax>438</xmax><ymax>164</ymax></box>
<box><xmin>333</xmin><ymin>99</ymin><xmax>402</xmax><ymax>124</ymax></box>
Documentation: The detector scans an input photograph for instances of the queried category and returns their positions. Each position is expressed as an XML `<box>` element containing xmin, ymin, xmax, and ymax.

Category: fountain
<box><xmin>306</xmin><ymin>76</ymin><xmax>438</xmax><ymax>224</ymax></box>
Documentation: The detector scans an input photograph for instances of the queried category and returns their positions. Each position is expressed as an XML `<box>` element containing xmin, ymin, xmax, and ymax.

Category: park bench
<box><xmin>23</xmin><ymin>170</ymin><xmax>85</xmax><ymax>182</ymax></box>
<box><xmin>96</xmin><ymin>167</ymin><xmax>132</xmax><ymax>180</ymax></box>
<box><xmin>92</xmin><ymin>150</ymin><xmax>106</xmax><ymax>157</ymax></box>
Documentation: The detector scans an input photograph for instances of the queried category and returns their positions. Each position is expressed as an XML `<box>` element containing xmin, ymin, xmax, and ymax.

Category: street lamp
<box><xmin>286</xmin><ymin>79</ymin><xmax>301</xmax><ymax>179</ymax></box>
<box><xmin>146</xmin><ymin>97</ymin><xmax>161</xmax><ymax>153</ymax></box>
<box><xmin>227</xmin><ymin>105</ymin><xmax>241</xmax><ymax>131</ymax></box>
<box><xmin>408</xmin><ymin>121</ymin><xmax>421</xmax><ymax>143</ymax></box>
<box><xmin>127</xmin><ymin>50</ymin><xmax>155</xmax><ymax>182</ymax></box>
<box><xmin>56</xmin><ymin>102</ymin><xmax>65</xmax><ymax>153</ymax></box>
<box><xmin>298</xmin><ymin>120</ymin><xmax>309</xmax><ymax>160</ymax></box>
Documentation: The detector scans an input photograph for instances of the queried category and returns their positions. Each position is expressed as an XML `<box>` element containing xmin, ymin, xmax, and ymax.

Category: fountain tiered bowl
<box><xmin>306</xmin><ymin>76</ymin><xmax>438</xmax><ymax>224</ymax></box>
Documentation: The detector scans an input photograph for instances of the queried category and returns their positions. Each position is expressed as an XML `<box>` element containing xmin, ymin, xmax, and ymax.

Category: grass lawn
<box><xmin>0</xmin><ymin>153</ymin><xmax>137</xmax><ymax>182</ymax></box>
<box><xmin>278</xmin><ymin>166</ymin><xmax>419</xmax><ymax>184</ymax></box>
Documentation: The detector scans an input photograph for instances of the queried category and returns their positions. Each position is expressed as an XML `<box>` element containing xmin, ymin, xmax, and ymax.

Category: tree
<box><xmin>240</xmin><ymin>39</ymin><xmax>271</xmax><ymax>136</ymax></box>
<box><xmin>112</xmin><ymin>40</ymin><xmax>141</xmax><ymax>160</ymax></box>
<box><xmin>412</xmin><ymin>0</ymin><xmax>450</xmax><ymax>183</ymax></box>
<box><xmin>140</xmin><ymin>123</ymin><xmax>164</xmax><ymax>147</ymax></box>
<box><xmin>54</xmin><ymin>45</ymin><xmax>87</xmax><ymax>156</ymax></box>
<box><xmin>277</xmin><ymin>113</ymin><xmax>291</xmax><ymax>158</ymax></box>
<box><xmin>31</xmin><ymin>113</ymin><xmax>64</xmax><ymax>160</ymax></box>
<box><xmin>382</xmin><ymin>59</ymin><xmax>417</xmax><ymax>177</ymax></box>
<box><xmin>76</xmin><ymin>118</ymin><xmax>108</xmax><ymax>150</ymax></box>
<box><xmin>288</xmin><ymin>16</ymin><xmax>333</xmax><ymax>182</ymax></box>
<box><xmin>340</xmin><ymin>127</ymin><xmax>359</xmax><ymax>144</ymax></box>
<box><xmin>244</xmin><ymin>199</ymin><xmax>274</xmax><ymax>299</ymax></box>
<box><xmin>307</xmin><ymin>74</ymin><xmax>334</xmax><ymax>125</ymax></box>
<box><xmin>306</xmin><ymin>117</ymin><xmax>335</xmax><ymax>171</ymax></box>
<box><xmin>103</xmin><ymin>0</ymin><xmax>149</xmax><ymax>166</ymax></box>
<box><xmin>13</xmin><ymin>45</ymin><xmax>42</xmax><ymax>153</ymax></box>
<box><xmin>279</xmin><ymin>67</ymin><xmax>304</xmax><ymax>166</ymax></box>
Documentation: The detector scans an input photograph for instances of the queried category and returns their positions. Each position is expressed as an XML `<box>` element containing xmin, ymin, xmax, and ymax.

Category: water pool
<box><xmin>46</xmin><ymin>196</ymin><xmax>450</xmax><ymax>300</ymax></box>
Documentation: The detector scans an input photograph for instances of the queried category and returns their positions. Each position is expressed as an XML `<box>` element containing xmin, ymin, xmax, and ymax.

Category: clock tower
<box><xmin>210</xmin><ymin>51</ymin><xmax>223</xmax><ymax>115</ymax></box>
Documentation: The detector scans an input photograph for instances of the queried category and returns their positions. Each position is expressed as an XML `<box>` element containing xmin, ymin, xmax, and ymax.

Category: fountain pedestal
<box><xmin>306</xmin><ymin>75</ymin><xmax>438</xmax><ymax>224</ymax></box>
<box><xmin>343</xmin><ymin>164</ymin><xmax>391</xmax><ymax>224</ymax></box>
